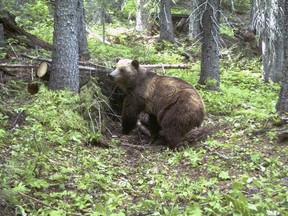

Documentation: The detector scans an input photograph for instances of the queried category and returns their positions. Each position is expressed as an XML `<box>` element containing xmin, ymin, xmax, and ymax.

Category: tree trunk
<box><xmin>198</xmin><ymin>0</ymin><xmax>220</xmax><ymax>90</ymax></box>
<box><xmin>270</xmin><ymin>0</ymin><xmax>284</xmax><ymax>83</ymax></box>
<box><xmin>276</xmin><ymin>0</ymin><xmax>288</xmax><ymax>113</ymax></box>
<box><xmin>0</xmin><ymin>0</ymin><xmax>29</xmax><ymax>11</ymax></box>
<box><xmin>49</xmin><ymin>0</ymin><xmax>79</xmax><ymax>92</ymax></box>
<box><xmin>159</xmin><ymin>0</ymin><xmax>175</xmax><ymax>43</ymax></box>
<box><xmin>249</xmin><ymin>0</ymin><xmax>257</xmax><ymax>34</ymax></box>
<box><xmin>135</xmin><ymin>0</ymin><xmax>149</xmax><ymax>33</ymax></box>
<box><xmin>101</xmin><ymin>3</ymin><xmax>106</xmax><ymax>45</ymax></box>
<box><xmin>261</xmin><ymin>7</ymin><xmax>271</xmax><ymax>83</ymax></box>
<box><xmin>188</xmin><ymin>0</ymin><xmax>201</xmax><ymax>39</ymax></box>
<box><xmin>0</xmin><ymin>24</ymin><xmax>4</xmax><ymax>45</ymax></box>
<box><xmin>77</xmin><ymin>0</ymin><xmax>91</xmax><ymax>61</ymax></box>
<box><xmin>262</xmin><ymin>0</ymin><xmax>284</xmax><ymax>83</ymax></box>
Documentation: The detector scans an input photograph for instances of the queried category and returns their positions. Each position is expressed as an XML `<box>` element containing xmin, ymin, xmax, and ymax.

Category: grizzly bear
<box><xmin>108</xmin><ymin>58</ymin><xmax>205</xmax><ymax>149</ymax></box>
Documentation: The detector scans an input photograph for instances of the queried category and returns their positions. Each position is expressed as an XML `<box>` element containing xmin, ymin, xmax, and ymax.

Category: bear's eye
<box><xmin>119</xmin><ymin>69</ymin><xmax>125</xmax><ymax>74</ymax></box>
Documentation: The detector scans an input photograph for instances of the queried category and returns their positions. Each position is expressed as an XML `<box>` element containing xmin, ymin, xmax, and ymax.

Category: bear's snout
<box><xmin>108</xmin><ymin>70</ymin><xmax>118</xmax><ymax>80</ymax></box>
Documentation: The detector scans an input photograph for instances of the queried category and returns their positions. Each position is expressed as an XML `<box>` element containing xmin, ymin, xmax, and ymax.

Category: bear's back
<box><xmin>139</xmin><ymin>74</ymin><xmax>204</xmax><ymax>120</ymax></box>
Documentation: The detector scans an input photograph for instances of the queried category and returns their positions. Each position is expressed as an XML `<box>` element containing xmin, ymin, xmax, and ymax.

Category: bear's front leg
<box><xmin>121</xmin><ymin>96</ymin><xmax>142</xmax><ymax>134</ymax></box>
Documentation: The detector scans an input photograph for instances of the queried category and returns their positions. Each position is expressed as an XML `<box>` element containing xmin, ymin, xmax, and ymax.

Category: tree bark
<box><xmin>135</xmin><ymin>0</ymin><xmax>149</xmax><ymax>33</ymax></box>
<box><xmin>198</xmin><ymin>1</ymin><xmax>220</xmax><ymax>90</ymax></box>
<box><xmin>49</xmin><ymin>0</ymin><xmax>79</xmax><ymax>92</ymax></box>
<box><xmin>0</xmin><ymin>0</ymin><xmax>29</xmax><ymax>11</ymax></box>
<box><xmin>188</xmin><ymin>0</ymin><xmax>201</xmax><ymax>39</ymax></box>
<box><xmin>262</xmin><ymin>0</ymin><xmax>284</xmax><ymax>83</ymax></box>
<box><xmin>0</xmin><ymin>23</ymin><xmax>4</xmax><ymax>45</ymax></box>
<box><xmin>77</xmin><ymin>0</ymin><xmax>91</xmax><ymax>61</ymax></box>
<box><xmin>249</xmin><ymin>0</ymin><xmax>257</xmax><ymax>34</ymax></box>
<box><xmin>159</xmin><ymin>0</ymin><xmax>175</xmax><ymax>43</ymax></box>
<box><xmin>276</xmin><ymin>0</ymin><xmax>288</xmax><ymax>113</ymax></box>
<box><xmin>101</xmin><ymin>3</ymin><xmax>106</xmax><ymax>45</ymax></box>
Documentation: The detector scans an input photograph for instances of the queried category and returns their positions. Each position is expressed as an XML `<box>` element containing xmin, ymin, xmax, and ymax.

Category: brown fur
<box><xmin>108</xmin><ymin>59</ymin><xmax>205</xmax><ymax>149</ymax></box>
<box><xmin>234</xmin><ymin>28</ymin><xmax>256</xmax><ymax>43</ymax></box>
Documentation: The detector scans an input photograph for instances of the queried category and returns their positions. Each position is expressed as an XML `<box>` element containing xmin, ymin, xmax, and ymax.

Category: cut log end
<box><xmin>37</xmin><ymin>62</ymin><xmax>48</xmax><ymax>78</ymax></box>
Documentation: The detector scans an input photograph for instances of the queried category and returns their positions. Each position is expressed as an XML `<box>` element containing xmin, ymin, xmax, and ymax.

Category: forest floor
<box><xmin>1</xmin><ymin>24</ymin><xmax>288</xmax><ymax>215</ymax></box>
<box><xmin>1</xmin><ymin>65</ymin><xmax>288</xmax><ymax>215</ymax></box>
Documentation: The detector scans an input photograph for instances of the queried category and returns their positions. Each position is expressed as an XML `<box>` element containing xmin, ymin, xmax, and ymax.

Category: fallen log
<box><xmin>21</xmin><ymin>54</ymin><xmax>191</xmax><ymax>70</ymax></box>
<box><xmin>0</xmin><ymin>62</ymin><xmax>191</xmax><ymax>75</ymax></box>
<box><xmin>0</xmin><ymin>63</ymin><xmax>107</xmax><ymax>73</ymax></box>
<box><xmin>0</xmin><ymin>54</ymin><xmax>192</xmax><ymax>81</ymax></box>
<box><xmin>0</xmin><ymin>64</ymin><xmax>36</xmax><ymax>68</ymax></box>
<box><xmin>0</xmin><ymin>10</ymin><xmax>52</xmax><ymax>50</ymax></box>
<box><xmin>142</xmin><ymin>64</ymin><xmax>190</xmax><ymax>69</ymax></box>
<box><xmin>21</xmin><ymin>54</ymin><xmax>111</xmax><ymax>70</ymax></box>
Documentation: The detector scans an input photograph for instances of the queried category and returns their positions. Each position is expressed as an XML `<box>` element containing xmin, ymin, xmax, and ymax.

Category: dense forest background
<box><xmin>0</xmin><ymin>0</ymin><xmax>288</xmax><ymax>215</ymax></box>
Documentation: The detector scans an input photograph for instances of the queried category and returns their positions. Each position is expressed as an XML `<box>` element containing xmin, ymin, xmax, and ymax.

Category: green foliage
<box><xmin>79</xmin><ymin>77</ymin><xmax>110</xmax><ymax>134</ymax></box>
<box><xmin>89</xmin><ymin>36</ymin><xmax>185</xmax><ymax>66</ymax></box>
<box><xmin>1</xmin><ymin>3</ymin><xmax>288</xmax><ymax>215</ymax></box>
<box><xmin>221</xmin><ymin>0</ymin><xmax>250</xmax><ymax>12</ymax></box>
<box><xmin>121</xmin><ymin>0</ymin><xmax>137</xmax><ymax>18</ymax></box>
<box><xmin>0</xmin><ymin>82</ymin><xmax>110</xmax><ymax>214</ymax></box>
<box><xmin>1</xmin><ymin>0</ymin><xmax>53</xmax><ymax>43</ymax></box>
<box><xmin>221</xmin><ymin>24</ymin><xmax>235</xmax><ymax>37</ymax></box>
<box><xmin>171</xmin><ymin>58</ymin><xmax>279</xmax><ymax>120</ymax></box>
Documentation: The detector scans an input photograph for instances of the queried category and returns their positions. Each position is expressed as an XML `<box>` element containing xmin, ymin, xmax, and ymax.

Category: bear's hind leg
<box><xmin>160</xmin><ymin>129</ymin><xmax>183</xmax><ymax>149</ymax></box>
<box><xmin>159</xmin><ymin>108</ymin><xmax>187</xmax><ymax>149</ymax></box>
<box><xmin>148</xmin><ymin>114</ymin><xmax>161</xmax><ymax>138</ymax></box>
<box><xmin>147</xmin><ymin>114</ymin><xmax>166</xmax><ymax>145</ymax></box>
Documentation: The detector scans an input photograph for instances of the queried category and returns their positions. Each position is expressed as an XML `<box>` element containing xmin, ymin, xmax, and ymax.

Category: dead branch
<box><xmin>21</xmin><ymin>53</ymin><xmax>51</xmax><ymax>63</ymax></box>
<box><xmin>203</xmin><ymin>144</ymin><xmax>231</xmax><ymax>160</ymax></box>
<box><xmin>21</xmin><ymin>54</ymin><xmax>111</xmax><ymax>70</ymax></box>
<box><xmin>0</xmin><ymin>11</ymin><xmax>52</xmax><ymax>50</ymax></box>
<box><xmin>121</xmin><ymin>142</ymin><xmax>146</xmax><ymax>149</ymax></box>
<box><xmin>0</xmin><ymin>54</ymin><xmax>191</xmax><ymax>79</ymax></box>
<box><xmin>0</xmin><ymin>63</ymin><xmax>106</xmax><ymax>73</ymax></box>
<box><xmin>18</xmin><ymin>192</ymin><xmax>57</xmax><ymax>210</ymax></box>
<box><xmin>21</xmin><ymin>54</ymin><xmax>191</xmax><ymax>70</ymax></box>
<box><xmin>142</xmin><ymin>64</ymin><xmax>191</xmax><ymax>69</ymax></box>
<box><xmin>0</xmin><ymin>64</ymin><xmax>36</xmax><ymax>68</ymax></box>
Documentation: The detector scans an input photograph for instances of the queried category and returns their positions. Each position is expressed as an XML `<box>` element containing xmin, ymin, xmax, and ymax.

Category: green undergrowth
<box><xmin>89</xmin><ymin>39</ymin><xmax>185</xmax><ymax>66</ymax></box>
<box><xmin>167</xmin><ymin>58</ymin><xmax>280</xmax><ymax>121</ymax></box>
<box><xmin>1</xmin><ymin>24</ymin><xmax>287</xmax><ymax>216</ymax></box>
<box><xmin>1</xmin><ymin>2</ymin><xmax>287</xmax><ymax>215</ymax></box>
<box><xmin>1</xmin><ymin>55</ymin><xmax>287</xmax><ymax>215</ymax></box>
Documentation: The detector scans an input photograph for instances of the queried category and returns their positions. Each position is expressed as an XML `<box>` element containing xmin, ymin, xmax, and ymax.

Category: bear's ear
<box><xmin>115</xmin><ymin>57</ymin><xmax>122</xmax><ymax>63</ymax></box>
<box><xmin>131</xmin><ymin>60</ymin><xmax>139</xmax><ymax>70</ymax></box>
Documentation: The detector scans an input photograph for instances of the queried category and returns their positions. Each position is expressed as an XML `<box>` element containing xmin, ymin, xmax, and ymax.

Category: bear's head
<box><xmin>108</xmin><ymin>58</ymin><xmax>141</xmax><ymax>91</ymax></box>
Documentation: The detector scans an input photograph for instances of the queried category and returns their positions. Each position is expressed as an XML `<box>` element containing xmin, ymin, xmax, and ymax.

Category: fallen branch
<box><xmin>203</xmin><ymin>145</ymin><xmax>231</xmax><ymax>160</ymax></box>
<box><xmin>0</xmin><ymin>63</ymin><xmax>36</xmax><ymax>68</ymax></box>
<box><xmin>0</xmin><ymin>62</ymin><xmax>106</xmax><ymax>72</ymax></box>
<box><xmin>18</xmin><ymin>192</ymin><xmax>57</xmax><ymax>210</ymax></box>
<box><xmin>21</xmin><ymin>53</ymin><xmax>51</xmax><ymax>63</ymax></box>
<box><xmin>21</xmin><ymin>54</ymin><xmax>110</xmax><ymax>69</ymax></box>
<box><xmin>22</xmin><ymin>54</ymin><xmax>191</xmax><ymax>70</ymax></box>
<box><xmin>121</xmin><ymin>142</ymin><xmax>146</xmax><ymax>149</ymax></box>
<box><xmin>142</xmin><ymin>64</ymin><xmax>190</xmax><ymax>69</ymax></box>
<box><xmin>1</xmin><ymin>55</ymin><xmax>191</xmax><ymax>78</ymax></box>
